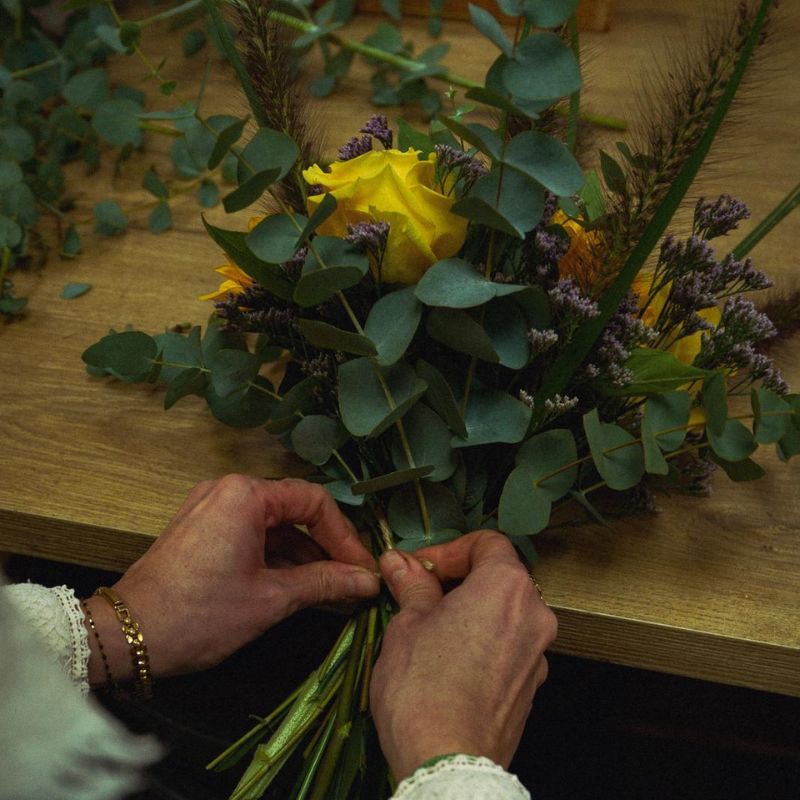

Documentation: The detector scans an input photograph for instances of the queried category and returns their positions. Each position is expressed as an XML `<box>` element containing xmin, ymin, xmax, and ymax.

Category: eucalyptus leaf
<box><xmin>164</xmin><ymin>367</ymin><xmax>207</xmax><ymax>410</ymax></box>
<box><xmin>498</xmin><ymin>465</ymin><xmax>553</xmax><ymax>536</ymax></box>
<box><xmin>82</xmin><ymin>331</ymin><xmax>157</xmax><ymax>382</ymax></box>
<box><xmin>710</xmin><ymin>453</ymin><xmax>766</xmax><ymax>482</ymax></box>
<box><xmin>352</xmin><ymin>466</ymin><xmax>434</xmax><ymax>495</ymax></box>
<box><xmin>504</xmin><ymin>130</ymin><xmax>584</xmax><ymax>197</ymax></box>
<box><xmin>364</xmin><ymin>288</ymin><xmax>421</xmax><ymax>365</ymax></box>
<box><xmin>387</xmin><ymin>482</ymin><xmax>466</xmax><ymax>543</ymax></box>
<box><xmin>468</xmin><ymin>4</ymin><xmax>512</xmax><ymax>56</ymax></box>
<box><xmin>208</xmin><ymin>348</ymin><xmax>260</xmax><ymax>397</ymax></box>
<box><xmin>62</xmin><ymin>68</ymin><xmax>108</xmax><ymax>110</ymax></box>
<box><xmin>93</xmin><ymin>200</ymin><xmax>127</xmax><ymax>236</ymax></box>
<box><xmin>502</xmin><ymin>33</ymin><xmax>581</xmax><ymax>101</ymax></box>
<box><xmin>148</xmin><ymin>202</ymin><xmax>172</xmax><ymax>233</ymax></box>
<box><xmin>246</xmin><ymin>213</ymin><xmax>307</xmax><ymax>264</ymax></box>
<box><xmin>92</xmin><ymin>98</ymin><xmax>142</xmax><ymax>147</ymax></box>
<box><xmin>454</xmin><ymin>388</ymin><xmax>532</xmax><ymax>447</ymax></box>
<box><xmin>236</xmin><ymin>127</ymin><xmax>300</xmax><ymax>185</ymax></box>
<box><xmin>426</xmin><ymin>307</ymin><xmax>498</xmax><ymax>363</ymax></box>
<box><xmin>297</xmin><ymin>319</ymin><xmax>377</xmax><ymax>357</ymax></box>
<box><xmin>516</xmin><ymin>428</ymin><xmax>578</xmax><ymax>500</ymax></box>
<box><xmin>751</xmin><ymin>387</ymin><xmax>790</xmax><ymax>445</ymax></box>
<box><xmin>707</xmin><ymin>418</ymin><xmax>757</xmax><ymax>463</ymax></box>
<box><xmin>484</xmin><ymin>297</ymin><xmax>529</xmax><ymax>369</ymax></box>
<box><xmin>415</xmin><ymin>258</ymin><xmax>527</xmax><ymax>309</ymax></box>
<box><xmin>390</xmin><ymin>402</ymin><xmax>458</xmax><ymax>481</ymax></box>
<box><xmin>205</xmin><ymin>377</ymin><xmax>275</xmax><ymax>428</ymax></box>
<box><xmin>338</xmin><ymin>358</ymin><xmax>427</xmax><ymax>437</ymax></box>
<box><xmin>583</xmin><ymin>409</ymin><xmax>645</xmax><ymax>491</ymax></box>
<box><xmin>294</xmin><ymin>237</ymin><xmax>368</xmax><ymax>307</ymax></box>
<box><xmin>702</xmin><ymin>372</ymin><xmax>728</xmax><ymax>436</ymax></box>
<box><xmin>222</xmin><ymin>167</ymin><xmax>282</xmax><ymax>213</ymax></box>
<box><xmin>416</xmin><ymin>359</ymin><xmax>467</xmax><ymax>439</ymax></box>
<box><xmin>290</xmin><ymin>415</ymin><xmax>349</xmax><ymax>465</ymax></box>
<box><xmin>208</xmin><ymin>116</ymin><xmax>248</xmax><ymax>170</ymax></box>
<box><xmin>60</xmin><ymin>282</ymin><xmax>92</xmax><ymax>300</ymax></box>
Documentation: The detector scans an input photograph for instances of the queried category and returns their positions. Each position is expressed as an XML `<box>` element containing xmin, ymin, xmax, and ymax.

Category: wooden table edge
<box><xmin>550</xmin><ymin>605</ymin><xmax>800</xmax><ymax>698</ymax></box>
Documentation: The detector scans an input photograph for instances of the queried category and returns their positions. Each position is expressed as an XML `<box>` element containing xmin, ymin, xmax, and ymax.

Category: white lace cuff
<box><xmin>4</xmin><ymin>582</ymin><xmax>91</xmax><ymax>695</ymax></box>
<box><xmin>391</xmin><ymin>754</ymin><xmax>531</xmax><ymax>799</ymax></box>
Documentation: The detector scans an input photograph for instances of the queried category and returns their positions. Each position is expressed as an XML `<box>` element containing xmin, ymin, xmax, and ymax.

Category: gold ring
<box><xmin>529</xmin><ymin>574</ymin><xmax>545</xmax><ymax>602</ymax></box>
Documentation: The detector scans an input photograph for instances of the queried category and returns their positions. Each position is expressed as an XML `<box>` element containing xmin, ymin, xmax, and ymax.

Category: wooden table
<box><xmin>2</xmin><ymin>0</ymin><xmax>798</xmax><ymax>697</ymax></box>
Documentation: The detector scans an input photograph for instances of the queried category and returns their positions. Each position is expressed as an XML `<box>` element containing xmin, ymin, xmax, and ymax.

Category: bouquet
<box><xmin>81</xmin><ymin>0</ymin><xmax>799</xmax><ymax>797</ymax></box>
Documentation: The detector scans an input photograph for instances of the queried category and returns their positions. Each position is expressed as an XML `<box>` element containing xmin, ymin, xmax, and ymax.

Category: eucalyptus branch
<box><xmin>136</xmin><ymin>0</ymin><xmax>203</xmax><ymax>28</ymax></box>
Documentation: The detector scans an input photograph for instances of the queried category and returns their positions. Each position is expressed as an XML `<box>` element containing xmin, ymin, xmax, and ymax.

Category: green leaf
<box><xmin>416</xmin><ymin>359</ymin><xmax>468</xmax><ymax>439</ymax></box>
<box><xmin>208</xmin><ymin>348</ymin><xmax>260</xmax><ymax>397</ymax></box>
<box><xmin>351</xmin><ymin>466</ymin><xmax>434</xmax><ymax>495</ymax></box>
<box><xmin>92</xmin><ymin>98</ymin><xmax>142</xmax><ymax>147</ymax></box>
<box><xmin>578</xmin><ymin>170</ymin><xmax>606</xmax><ymax>221</ymax></box>
<box><xmin>498</xmin><ymin>465</ymin><xmax>553</xmax><ymax>536</ymax></box>
<box><xmin>222</xmin><ymin>167</ymin><xmax>282</xmax><ymax>213</ymax></box>
<box><xmin>297</xmin><ymin>319</ymin><xmax>377</xmax><ymax>357</ymax></box>
<box><xmin>452</xmin><ymin>169</ymin><xmax>544</xmax><ymax>238</ymax></box>
<box><xmin>583</xmin><ymin>409</ymin><xmax>645</xmax><ymax>490</ymax></box>
<box><xmin>390</xmin><ymin>402</ymin><xmax>458</xmax><ymax>481</ymax></box>
<box><xmin>427</xmin><ymin>307</ymin><xmax>498</xmax><ymax>363</ymax></box>
<box><xmin>437</xmin><ymin>118</ymin><xmax>501</xmax><ymax>160</ymax></box>
<box><xmin>208</xmin><ymin>116</ymin><xmax>247</xmax><ymax>170</ymax></box>
<box><xmin>397</xmin><ymin>119</ymin><xmax>434</xmax><ymax>155</ymax></box>
<box><xmin>119</xmin><ymin>21</ymin><xmax>141</xmax><ymax>50</ymax></box>
<box><xmin>707</xmin><ymin>419</ymin><xmax>757</xmax><ymax>463</ymax></box>
<box><xmin>95</xmin><ymin>23</ymin><xmax>127</xmax><ymax>53</ymax></box>
<box><xmin>415</xmin><ymin>258</ymin><xmax>527</xmax><ymax>309</ymax></box>
<box><xmin>519</xmin><ymin>0</ymin><xmax>579</xmax><ymax>28</ymax></box>
<box><xmin>246</xmin><ymin>213</ymin><xmax>307</xmax><ymax>264</ymax></box>
<box><xmin>532</xmin><ymin>0</ymin><xmax>774</xmax><ymax>421</ymax></box>
<box><xmin>82</xmin><ymin>331</ymin><xmax>157</xmax><ymax>381</ymax></box>
<box><xmin>642</xmin><ymin>391</ymin><xmax>690</xmax><ymax>472</ymax></box>
<box><xmin>61</xmin><ymin>225</ymin><xmax>81</xmax><ymax>258</ymax></box>
<box><xmin>147</xmin><ymin>202</ymin><xmax>172</xmax><ymax>233</ymax></box>
<box><xmin>504</xmin><ymin>131</ymin><xmax>584</xmax><ymax>197</ymax></box>
<box><xmin>197</xmin><ymin>180</ymin><xmax>219</xmax><ymax>208</ymax></box>
<box><xmin>0</xmin><ymin>215</ymin><xmax>22</xmax><ymax>248</ymax></box>
<box><xmin>610</xmin><ymin>349</ymin><xmax>710</xmax><ymax>396</ymax></box>
<box><xmin>0</xmin><ymin>125</ymin><xmax>35</xmax><ymax>162</ymax></box>
<box><xmin>236</xmin><ymin>127</ymin><xmax>300</xmax><ymax>185</ymax></box>
<box><xmin>164</xmin><ymin>367</ymin><xmax>207</xmax><ymax>410</ymax></box>
<box><xmin>0</xmin><ymin>160</ymin><xmax>22</xmax><ymax>191</ymax></box>
<box><xmin>293</xmin><ymin>237</ymin><xmax>369</xmax><ymax>307</ymax></box>
<box><xmin>182</xmin><ymin>28</ymin><xmax>207</xmax><ymax>57</ymax></box>
<box><xmin>62</xmin><ymin>68</ymin><xmax>108</xmax><ymax>110</ymax></box>
<box><xmin>468</xmin><ymin>4</ymin><xmax>512</xmax><ymax>56</ymax></box>
<box><xmin>138</xmin><ymin>103</ymin><xmax>196</xmax><ymax>121</ymax></box>
<box><xmin>338</xmin><ymin>358</ymin><xmax>427</xmax><ymax>437</ymax></box>
<box><xmin>751</xmin><ymin>387</ymin><xmax>790</xmax><ymax>445</ymax></box>
<box><xmin>502</xmin><ymin>33</ymin><xmax>580</xmax><ymax>101</ymax></box>
<box><xmin>364</xmin><ymin>288</ymin><xmax>422</xmax><ymax>366</ymax></box>
<box><xmin>298</xmin><ymin>194</ymin><xmax>337</xmax><ymax>245</ymax></box>
<box><xmin>709</xmin><ymin>453</ymin><xmax>765</xmax><ymax>482</ymax></box>
<box><xmin>515</xmin><ymin>428</ymin><xmax>578</xmax><ymax>499</ymax></box>
<box><xmin>155</xmin><ymin>328</ymin><xmax>204</xmax><ymax>382</ymax></box>
<box><xmin>205</xmin><ymin>377</ymin><xmax>275</xmax><ymax>428</ymax></box>
<box><xmin>599</xmin><ymin>149</ymin><xmax>626</xmax><ymax>194</ymax></box>
<box><xmin>387</xmin><ymin>482</ymin><xmax>466</xmax><ymax>543</ymax></box>
<box><xmin>93</xmin><ymin>200</ymin><xmax>127</xmax><ymax>236</ymax></box>
<box><xmin>265</xmin><ymin>376</ymin><xmax>322</xmax><ymax>433</ymax></box>
<box><xmin>454</xmin><ymin>388</ymin><xmax>532</xmax><ymax>447</ymax></box>
<box><xmin>142</xmin><ymin>168</ymin><xmax>169</xmax><ymax>199</ymax></box>
<box><xmin>702</xmin><ymin>372</ymin><xmax>728</xmax><ymax>436</ymax></box>
<box><xmin>484</xmin><ymin>297</ymin><xmax>529</xmax><ymax>369</ymax></box>
<box><xmin>290</xmin><ymin>415</ymin><xmax>349</xmax><ymax>465</ymax></box>
<box><xmin>776</xmin><ymin>395</ymin><xmax>800</xmax><ymax>461</ymax></box>
<box><xmin>202</xmin><ymin>217</ymin><xmax>294</xmax><ymax>300</ymax></box>
<box><xmin>60</xmin><ymin>282</ymin><xmax>92</xmax><ymax>300</ymax></box>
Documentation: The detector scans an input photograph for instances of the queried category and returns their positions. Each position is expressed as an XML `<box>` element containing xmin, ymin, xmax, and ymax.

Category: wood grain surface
<box><xmin>1</xmin><ymin>0</ymin><xmax>798</xmax><ymax>695</ymax></box>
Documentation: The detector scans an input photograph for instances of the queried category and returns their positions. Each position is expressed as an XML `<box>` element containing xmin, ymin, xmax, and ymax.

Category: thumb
<box><xmin>281</xmin><ymin>561</ymin><xmax>380</xmax><ymax>610</ymax></box>
<box><xmin>380</xmin><ymin>550</ymin><xmax>443</xmax><ymax>614</ymax></box>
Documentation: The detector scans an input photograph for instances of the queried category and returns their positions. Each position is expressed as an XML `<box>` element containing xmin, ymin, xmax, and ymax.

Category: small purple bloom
<box><xmin>338</xmin><ymin>134</ymin><xmax>372</xmax><ymax>161</ymax></box>
<box><xmin>360</xmin><ymin>115</ymin><xmax>393</xmax><ymax>150</ymax></box>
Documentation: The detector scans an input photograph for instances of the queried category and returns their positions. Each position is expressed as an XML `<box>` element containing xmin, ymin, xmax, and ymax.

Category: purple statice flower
<box><xmin>215</xmin><ymin>285</ymin><xmax>297</xmax><ymax>339</ymax></box>
<box><xmin>360</xmin><ymin>115</ymin><xmax>393</xmax><ymax>150</ymax></box>
<box><xmin>346</xmin><ymin>221</ymin><xmax>390</xmax><ymax>262</ymax></box>
<box><xmin>533</xmin><ymin>230</ymin><xmax>570</xmax><ymax>278</ymax></box>
<box><xmin>528</xmin><ymin>328</ymin><xmax>559</xmax><ymax>355</ymax></box>
<box><xmin>658</xmin><ymin>234</ymin><xmax>716</xmax><ymax>278</ymax></box>
<box><xmin>694</xmin><ymin>195</ymin><xmax>750</xmax><ymax>240</ymax></box>
<box><xmin>307</xmin><ymin>184</ymin><xmax>325</xmax><ymax>196</ymax></box>
<box><xmin>433</xmin><ymin>144</ymin><xmax>487</xmax><ymax>191</ymax></box>
<box><xmin>282</xmin><ymin>246</ymin><xmax>308</xmax><ymax>282</ymax></box>
<box><xmin>585</xmin><ymin>291</ymin><xmax>655</xmax><ymax>387</ymax></box>
<box><xmin>548</xmin><ymin>279</ymin><xmax>600</xmax><ymax>320</ymax></box>
<box><xmin>720</xmin><ymin>296</ymin><xmax>777</xmax><ymax>341</ymax></box>
<box><xmin>670</xmin><ymin>270</ymin><xmax>720</xmax><ymax>311</ymax></box>
<box><xmin>338</xmin><ymin>134</ymin><xmax>372</xmax><ymax>161</ymax></box>
<box><xmin>717</xmin><ymin>253</ymin><xmax>772</xmax><ymax>293</ymax></box>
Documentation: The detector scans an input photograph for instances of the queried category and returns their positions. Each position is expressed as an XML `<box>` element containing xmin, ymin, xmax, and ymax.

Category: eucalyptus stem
<box><xmin>266</xmin><ymin>9</ymin><xmax>481</xmax><ymax>91</ymax></box>
<box><xmin>10</xmin><ymin>57</ymin><xmax>62</xmax><ymax>79</ymax></box>
<box><xmin>566</xmin><ymin>14</ymin><xmax>581</xmax><ymax>153</ymax></box>
<box><xmin>733</xmin><ymin>181</ymin><xmax>800</xmax><ymax>259</ymax></box>
<box><xmin>136</xmin><ymin>0</ymin><xmax>203</xmax><ymax>28</ymax></box>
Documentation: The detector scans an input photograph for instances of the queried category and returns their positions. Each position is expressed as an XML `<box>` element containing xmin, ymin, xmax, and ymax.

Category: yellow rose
<box><xmin>302</xmin><ymin>149</ymin><xmax>468</xmax><ymax>285</ymax></box>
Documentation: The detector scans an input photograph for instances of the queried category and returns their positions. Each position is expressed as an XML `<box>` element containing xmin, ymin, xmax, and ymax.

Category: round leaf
<box><xmin>516</xmin><ymin>428</ymin><xmax>578</xmax><ymax>500</ymax></box>
<box><xmin>707</xmin><ymin>419</ymin><xmax>757</xmax><ymax>462</ymax></box>
<box><xmin>390</xmin><ymin>402</ymin><xmax>458</xmax><ymax>481</ymax></box>
<box><xmin>502</xmin><ymin>33</ymin><xmax>581</xmax><ymax>101</ymax></box>
<box><xmin>364</xmin><ymin>288</ymin><xmax>422</xmax><ymax>366</ymax></box>
<box><xmin>498</xmin><ymin>465</ymin><xmax>552</xmax><ymax>536</ymax></box>
<box><xmin>81</xmin><ymin>331</ymin><xmax>157</xmax><ymax>381</ymax></box>
<box><xmin>504</xmin><ymin>130</ymin><xmax>584</xmax><ymax>197</ymax></box>
<box><xmin>291</xmin><ymin>415</ymin><xmax>349</xmax><ymax>465</ymax></box>
<box><xmin>583</xmin><ymin>409</ymin><xmax>645</xmax><ymax>491</ymax></box>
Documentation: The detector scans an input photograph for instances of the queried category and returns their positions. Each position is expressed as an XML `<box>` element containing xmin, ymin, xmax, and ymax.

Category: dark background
<box><xmin>7</xmin><ymin>553</ymin><xmax>800</xmax><ymax>800</ymax></box>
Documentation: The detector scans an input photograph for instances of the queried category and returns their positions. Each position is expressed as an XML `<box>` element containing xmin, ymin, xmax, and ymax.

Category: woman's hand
<box><xmin>370</xmin><ymin>531</ymin><xmax>557</xmax><ymax>782</ymax></box>
<box><xmin>84</xmin><ymin>475</ymin><xmax>379</xmax><ymax>683</ymax></box>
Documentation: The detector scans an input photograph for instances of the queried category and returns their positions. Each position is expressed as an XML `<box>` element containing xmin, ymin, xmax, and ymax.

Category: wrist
<box><xmin>393</xmin><ymin>738</ymin><xmax>489</xmax><ymax>782</ymax></box>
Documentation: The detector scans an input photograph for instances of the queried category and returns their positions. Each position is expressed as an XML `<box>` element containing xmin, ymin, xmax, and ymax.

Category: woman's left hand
<box><xmin>84</xmin><ymin>475</ymin><xmax>379</xmax><ymax>683</ymax></box>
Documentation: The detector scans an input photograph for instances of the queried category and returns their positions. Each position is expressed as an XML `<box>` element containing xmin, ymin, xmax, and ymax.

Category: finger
<box><xmin>265</xmin><ymin>524</ymin><xmax>327</xmax><ymax>566</ymax></box>
<box><xmin>258</xmin><ymin>479</ymin><xmax>375</xmax><ymax>570</ymax></box>
<box><xmin>380</xmin><ymin>550</ymin><xmax>443</xmax><ymax>614</ymax></box>
<box><xmin>413</xmin><ymin>530</ymin><xmax>522</xmax><ymax>582</ymax></box>
<box><xmin>275</xmin><ymin>561</ymin><xmax>380</xmax><ymax>611</ymax></box>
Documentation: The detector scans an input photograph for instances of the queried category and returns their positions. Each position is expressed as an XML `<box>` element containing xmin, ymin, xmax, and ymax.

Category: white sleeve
<box><xmin>0</xmin><ymin>578</ymin><xmax>161</xmax><ymax>800</ymax></box>
<box><xmin>4</xmin><ymin>581</ymin><xmax>91</xmax><ymax>695</ymax></box>
<box><xmin>391</xmin><ymin>755</ymin><xmax>531</xmax><ymax>800</ymax></box>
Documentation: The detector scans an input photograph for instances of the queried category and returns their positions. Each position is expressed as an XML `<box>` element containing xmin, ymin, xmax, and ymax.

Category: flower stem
<box><xmin>733</xmin><ymin>181</ymin><xmax>800</xmax><ymax>259</ymax></box>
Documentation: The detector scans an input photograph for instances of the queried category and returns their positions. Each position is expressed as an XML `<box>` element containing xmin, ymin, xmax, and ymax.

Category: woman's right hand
<box><xmin>370</xmin><ymin>531</ymin><xmax>558</xmax><ymax>782</ymax></box>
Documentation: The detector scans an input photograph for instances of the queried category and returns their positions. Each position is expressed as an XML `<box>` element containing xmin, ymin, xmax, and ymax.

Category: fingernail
<box><xmin>381</xmin><ymin>549</ymin><xmax>408</xmax><ymax>582</ymax></box>
<box><xmin>420</xmin><ymin>558</ymin><xmax>435</xmax><ymax>572</ymax></box>
<box><xmin>350</xmin><ymin>568</ymin><xmax>380</xmax><ymax>595</ymax></box>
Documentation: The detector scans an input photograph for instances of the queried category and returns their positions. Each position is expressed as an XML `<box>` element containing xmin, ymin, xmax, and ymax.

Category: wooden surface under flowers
<box><xmin>1</xmin><ymin>0</ymin><xmax>799</xmax><ymax>697</ymax></box>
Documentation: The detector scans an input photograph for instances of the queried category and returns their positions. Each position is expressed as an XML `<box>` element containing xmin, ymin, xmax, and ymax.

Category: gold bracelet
<box><xmin>94</xmin><ymin>586</ymin><xmax>153</xmax><ymax>700</ymax></box>
<box><xmin>81</xmin><ymin>599</ymin><xmax>117</xmax><ymax>691</ymax></box>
